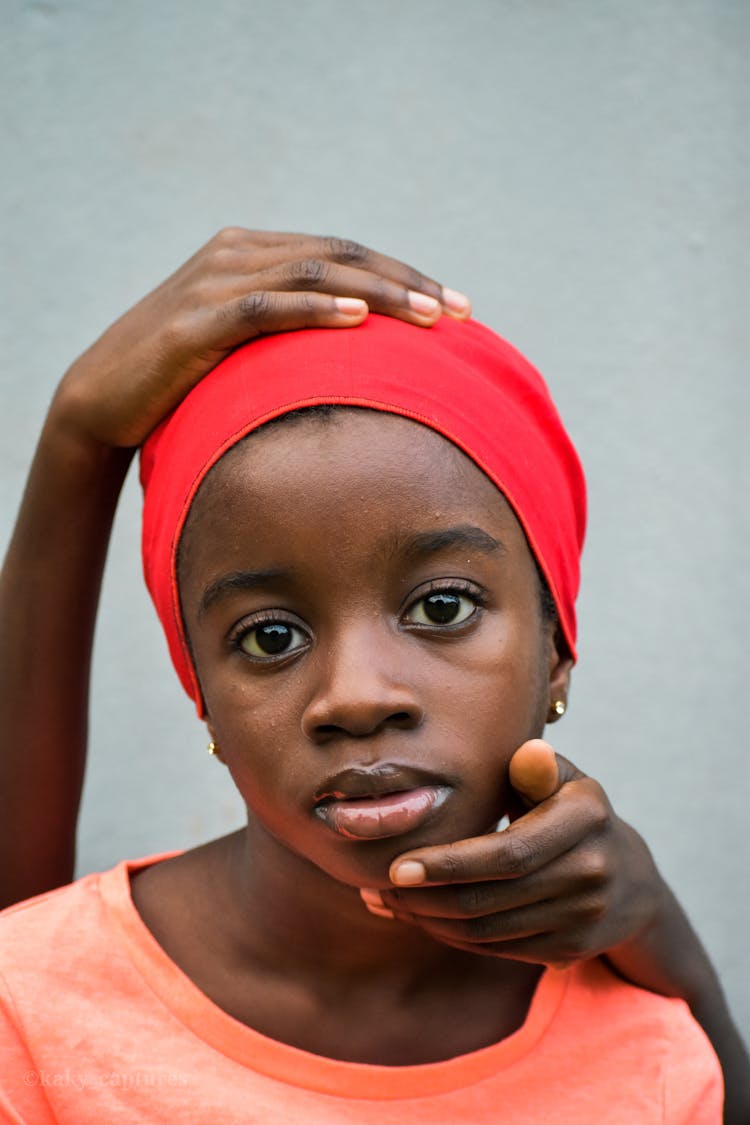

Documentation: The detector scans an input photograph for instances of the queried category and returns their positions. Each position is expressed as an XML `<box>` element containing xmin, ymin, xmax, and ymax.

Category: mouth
<box><xmin>313</xmin><ymin>765</ymin><xmax>452</xmax><ymax>841</ymax></box>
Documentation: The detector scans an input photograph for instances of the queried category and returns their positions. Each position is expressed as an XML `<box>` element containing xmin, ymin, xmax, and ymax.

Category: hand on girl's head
<box><xmin>52</xmin><ymin>229</ymin><xmax>470</xmax><ymax>451</ymax></box>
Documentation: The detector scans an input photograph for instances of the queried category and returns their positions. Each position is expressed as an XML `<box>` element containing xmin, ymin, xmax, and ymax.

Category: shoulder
<box><xmin>0</xmin><ymin>868</ymin><xmax>106</xmax><ymax>950</ymax></box>
<box><xmin>0</xmin><ymin>854</ymin><xmax>174</xmax><ymax>997</ymax></box>
<box><xmin>557</xmin><ymin>959</ymin><xmax>723</xmax><ymax>1116</ymax></box>
<box><xmin>561</xmin><ymin>957</ymin><xmax>715</xmax><ymax>1047</ymax></box>
<box><xmin>0</xmin><ymin>851</ymin><xmax>175</xmax><ymax>934</ymax></box>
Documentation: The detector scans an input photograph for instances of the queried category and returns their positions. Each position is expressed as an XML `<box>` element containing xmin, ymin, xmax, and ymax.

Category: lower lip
<box><xmin>315</xmin><ymin>785</ymin><xmax>450</xmax><ymax>840</ymax></box>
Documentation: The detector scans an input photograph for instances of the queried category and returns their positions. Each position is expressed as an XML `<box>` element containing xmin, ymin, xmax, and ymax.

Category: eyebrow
<box><xmin>197</xmin><ymin>526</ymin><xmax>504</xmax><ymax>618</ymax></box>
<box><xmin>198</xmin><ymin>567</ymin><xmax>292</xmax><ymax>619</ymax></box>
<box><xmin>397</xmin><ymin>524</ymin><xmax>506</xmax><ymax>561</ymax></box>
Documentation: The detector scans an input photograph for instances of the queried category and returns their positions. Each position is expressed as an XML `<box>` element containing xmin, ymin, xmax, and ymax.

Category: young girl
<box><xmin>0</xmin><ymin>230</ymin><xmax>746</xmax><ymax>1121</ymax></box>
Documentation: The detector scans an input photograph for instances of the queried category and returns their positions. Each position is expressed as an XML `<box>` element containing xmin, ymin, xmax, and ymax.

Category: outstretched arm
<box><xmin>0</xmin><ymin>227</ymin><xmax>468</xmax><ymax>908</ymax></box>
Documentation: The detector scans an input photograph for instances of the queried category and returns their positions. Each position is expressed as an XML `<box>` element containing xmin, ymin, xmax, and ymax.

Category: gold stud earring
<box><xmin>207</xmin><ymin>740</ymin><xmax>219</xmax><ymax>756</ymax></box>
<box><xmin>551</xmin><ymin>700</ymin><xmax>566</xmax><ymax>718</ymax></box>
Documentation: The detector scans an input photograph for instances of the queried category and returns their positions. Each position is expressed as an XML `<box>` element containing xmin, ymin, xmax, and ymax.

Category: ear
<box><xmin>544</xmin><ymin>624</ymin><xmax>574</xmax><ymax>725</ymax></box>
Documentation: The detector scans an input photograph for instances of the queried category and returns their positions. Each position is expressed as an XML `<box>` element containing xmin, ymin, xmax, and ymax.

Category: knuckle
<box><xmin>589</xmin><ymin>801</ymin><xmax>611</xmax><ymax>835</ymax></box>
<box><xmin>581</xmin><ymin>851</ymin><xmax>610</xmax><ymax>888</ymax></box>
<box><xmin>288</xmin><ymin>258</ymin><xmax>328</xmax><ymax>288</ymax></box>
<box><xmin>455</xmin><ymin>884</ymin><xmax>490</xmax><ymax>917</ymax></box>
<box><xmin>298</xmin><ymin>291</ymin><xmax>318</xmax><ymax>317</ymax></box>
<box><xmin>580</xmin><ymin>781</ymin><xmax>611</xmax><ymax>830</ymax></box>
<box><xmin>209</xmin><ymin>246</ymin><xmax>239</xmax><ymax>272</ymax></box>
<box><xmin>504</xmin><ymin>835</ymin><xmax>538</xmax><ymax>877</ymax></box>
<box><xmin>439</xmin><ymin>848</ymin><xmax>467</xmax><ymax>882</ymax></box>
<box><xmin>324</xmin><ymin>236</ymin><xmax>369</xmax><ymax>266</ymax></box>
<box><xmin>164</xmin><ymin>311</ymin><xmax>197</xmax><ymax>346</ymax></box>
<box><xmin>236</xmin><ymin>291</ymin><xmax>273</xmax><ymax>321</ymax></box>
<box><xmin>213</xmin><ymin>225</ymin><xmax>247</xmax><ymax>247</ymax></box>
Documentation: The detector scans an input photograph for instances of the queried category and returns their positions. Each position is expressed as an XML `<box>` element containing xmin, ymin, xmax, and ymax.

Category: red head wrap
<box><xmin>140</xmin><ymin>315</ymin><xmax>586</xmax><ymax>716</ymax></box>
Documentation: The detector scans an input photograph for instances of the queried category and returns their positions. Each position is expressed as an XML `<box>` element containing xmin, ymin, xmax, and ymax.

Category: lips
<box><xmin>313</xmin><ymin>764</ymin><xmax>452</xmax><ymax>841</ymax></box>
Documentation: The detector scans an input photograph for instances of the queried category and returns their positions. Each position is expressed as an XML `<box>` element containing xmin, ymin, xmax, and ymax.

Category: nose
<box><xmin>301</xmin><ymin>624</ymin><xmax>424</xmax><ymax>742</ymax></box>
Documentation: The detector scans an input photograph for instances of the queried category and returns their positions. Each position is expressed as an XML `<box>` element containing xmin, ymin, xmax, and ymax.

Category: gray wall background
<box><xmin>2</xmin><ymin>0</ymin><xmax>748</xmax><ymax>1044</ymax></box>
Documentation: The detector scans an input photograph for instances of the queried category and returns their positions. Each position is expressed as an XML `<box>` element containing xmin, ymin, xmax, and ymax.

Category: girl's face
<box><xmin>179</xmin><ymin>410</ymin><xmax>570</xmax><ymax>889</ymax></box>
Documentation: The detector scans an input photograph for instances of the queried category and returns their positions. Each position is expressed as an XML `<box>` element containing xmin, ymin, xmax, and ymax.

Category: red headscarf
<box><xmin>140</xmin><ymin>315</ymin><xmax>586</xmax><ymax>716</ymax></box>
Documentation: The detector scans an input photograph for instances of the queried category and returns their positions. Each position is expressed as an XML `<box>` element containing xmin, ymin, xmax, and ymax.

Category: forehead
<box><xmin>182</xmin><ymin>408</ymin><xmax>517</xmax><ymax>542</ymax></box>
<box><xmin>175</xmin><ymin>410</ymin><xmax>542</xmax><ymax>619</ymax></box>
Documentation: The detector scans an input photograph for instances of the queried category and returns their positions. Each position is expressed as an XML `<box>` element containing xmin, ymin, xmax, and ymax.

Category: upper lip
<box><xmin>314</xmin><ymin>763</ymin><xmax>451</xmax><ymax>805</ymax></box>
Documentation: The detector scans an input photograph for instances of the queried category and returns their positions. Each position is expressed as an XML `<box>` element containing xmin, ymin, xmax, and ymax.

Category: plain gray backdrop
<box><xmin>2</xmin><ymin>0</ymin><xmax>748</xmax><ymax>1045</ymax></box>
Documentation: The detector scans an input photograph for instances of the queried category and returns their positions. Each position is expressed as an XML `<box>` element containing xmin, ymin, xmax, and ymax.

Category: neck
<box><xmin>219</xmin><ymin>822</ymin><xmax>472</xmax><ymax>988</ymax></box>
<box><xmin>133</xmin><ymin>822</ymin><xmax>544</xmax><ymax>1062</ymax></box>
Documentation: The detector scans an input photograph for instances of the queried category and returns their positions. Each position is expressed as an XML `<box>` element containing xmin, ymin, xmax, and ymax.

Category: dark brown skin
<box><xmin>0</xmin><ymin>230</ymin><xmax>747</xmax><ymax>1112</ymax></box>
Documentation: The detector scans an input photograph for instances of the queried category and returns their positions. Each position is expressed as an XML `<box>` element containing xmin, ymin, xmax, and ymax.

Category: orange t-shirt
<box><xmin>0</xmin><ymin>855</ymin><xmax>722</xmax><ymax>1123</ymax></box>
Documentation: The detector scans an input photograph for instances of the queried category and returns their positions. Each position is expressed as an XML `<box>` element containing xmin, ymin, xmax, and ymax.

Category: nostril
<box><xmin>311</xmin><ymin>711</ymin><xmax>419</xmax><ymax>741</ymax></box>
<box><xmin>303</xmin><ymin>688</ymin><xmax>424</xmax><ymax>741</ymax></box>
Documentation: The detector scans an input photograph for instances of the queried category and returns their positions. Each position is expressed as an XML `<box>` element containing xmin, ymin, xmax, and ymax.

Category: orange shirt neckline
<box><xmin>99</xmin><ymin>853</ymin><xmax>571</xmax><ymax>1100</ymax></box>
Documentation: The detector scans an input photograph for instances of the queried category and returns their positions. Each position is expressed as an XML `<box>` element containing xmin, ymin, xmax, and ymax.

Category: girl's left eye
<box><xmin>405</xmin><ymin>591</ymin><xmax>478</xmax><ymax>627</ymax></box>
<box><xmin>237</xmin><ymin>622</ymin><xmax>308</xmax><ymax>660</ymax></box>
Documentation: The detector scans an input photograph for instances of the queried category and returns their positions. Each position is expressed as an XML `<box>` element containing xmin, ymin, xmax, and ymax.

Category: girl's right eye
<box><xmin>236</xmin><ymin>621</ymin><xmax>309</xmax><ymax>661</ymax></box>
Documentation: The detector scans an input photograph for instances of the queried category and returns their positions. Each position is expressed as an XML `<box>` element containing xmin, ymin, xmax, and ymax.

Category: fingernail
<box><xmin>335</xmin><ymin>297</ymin><xmax>368</xmax><ymax>316</ymax></box>
<box><xmin>364</xmin><ymin>902</ymin><xmax>396</xmax><ymax>920</ymax></box>
<box><xmin>408</xmin><ymin>291</ymin><xmax>441</xmax><ymax>317</ymax></box>
<box><xmin>359</xmin><ymin>888</ymin><xmax>385</xmax><ymax>908</ymax></box>
<box><xmin>359</xmin><ymin>888</ymin><xmax>395</xmax><ymax>918</ymax></box>
<box><xmin>391</xmin><ymin>860</ymin><xmax>426</xmax><ymax>886</ymax></box>
<box><xmin>441</xmin><ymin>288</ymin><xmax>472</xmax><ymax>316</ymax></box>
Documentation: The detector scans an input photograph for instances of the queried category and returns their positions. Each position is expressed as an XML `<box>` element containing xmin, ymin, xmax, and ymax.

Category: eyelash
<box><xmin>229</xmin><ymin>613</ymin><xmax>310</xmax><ymax>663</ymax></box>
<box><xmin>403</xmin><ymin>579</ymin><xmax>487</xmax><ymax>629</ymax></box>
<box><xmin>229</xmin><ymin>581</ymin><xmax>487</xmax><ymax>663</ymax></box>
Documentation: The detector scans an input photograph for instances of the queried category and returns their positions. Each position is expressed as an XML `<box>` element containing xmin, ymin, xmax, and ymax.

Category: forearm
<box><xmin>0</xmin><ymin>407</ymin><xmax>132</xmax><ymax>907</ymax></box>
<box><xmin>604</xmin><ymin>880</ymin><xmax>750</xmax><ymax>1124</ymax></box>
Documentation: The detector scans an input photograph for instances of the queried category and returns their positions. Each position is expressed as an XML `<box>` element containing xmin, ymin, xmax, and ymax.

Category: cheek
<box><xmin>203</xmin><ymin>669</ymin><xmax>323</xmax><ymax>824</ymax></box>
<box><xmin>209</xmin><ymin>682</ymin><xmax>298</xmax><ymax>753</ymax></box>
<box><xmin>428</xmin><ymin>615</ymin><xmax>550</xmax><ymax>726</ymax></box>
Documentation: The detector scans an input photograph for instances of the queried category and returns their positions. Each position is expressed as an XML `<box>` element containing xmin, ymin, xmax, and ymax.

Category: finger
<box><xmin>210</xmin><ymin>231</ymin><xmax>472</xmax><ymax>318</ymax></box>
<box><xmin>397</xmin><ymin>898</ymin><xmax>559</xmax><ymax>946</ymax></box>
<box><xmin>382</xmin><ymin>844</ymin><xmax>609</xmax><ymax>920</ymax></box>
<box><xmin>509</xmin><ymin>739</ymin><xmax>587</xmax><ymax>810</ymax></box>
<box><xmin>206</xmin><ymin>290</ymin><xmax>369</xmax><ymax>350</ymax></box>
<box><xmin>313</xmin><ymin>237</ymin><xmax>470</xmax><ymax>318</ymax></box>
<box><xmin>389</xmin><ymin>777</ymin><xmax>606</xmax><ymax>887</ymax></box>
<box><xmin>391</xmin><ymin>891</ymin><xmax>606</xmax><ymax>960</ymax></box>
<box><xmin>509</xmin><ymin>739</ymin><xmax>559</xmax><ymax>806</ymax></box>
<box><xmin>237</xmin><ymin>259</ymin><xmax>445</xmax><ymax>326</ymax></box>
<box><xmin>359</xmin><ymin>888</ymin><xmax>396</xmax><ymax>920</ymax></box>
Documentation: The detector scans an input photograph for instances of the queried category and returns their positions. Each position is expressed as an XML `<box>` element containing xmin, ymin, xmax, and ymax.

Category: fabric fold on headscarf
<box><xmin>140</xmin><ymin>314</ymin><xmax>586</xmax><ymax>715</ymax></box>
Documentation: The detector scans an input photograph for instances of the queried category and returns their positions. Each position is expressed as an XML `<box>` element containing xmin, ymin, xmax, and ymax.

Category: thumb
<box><xmin>509</xmin><ymin>739</ymin><xmax>558</xmax><ymax>807</ymax></box>
<box><xmin>508</xmin><ymin>738</ymin><xmax>582</xmax><ymax>809</ymax></box>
